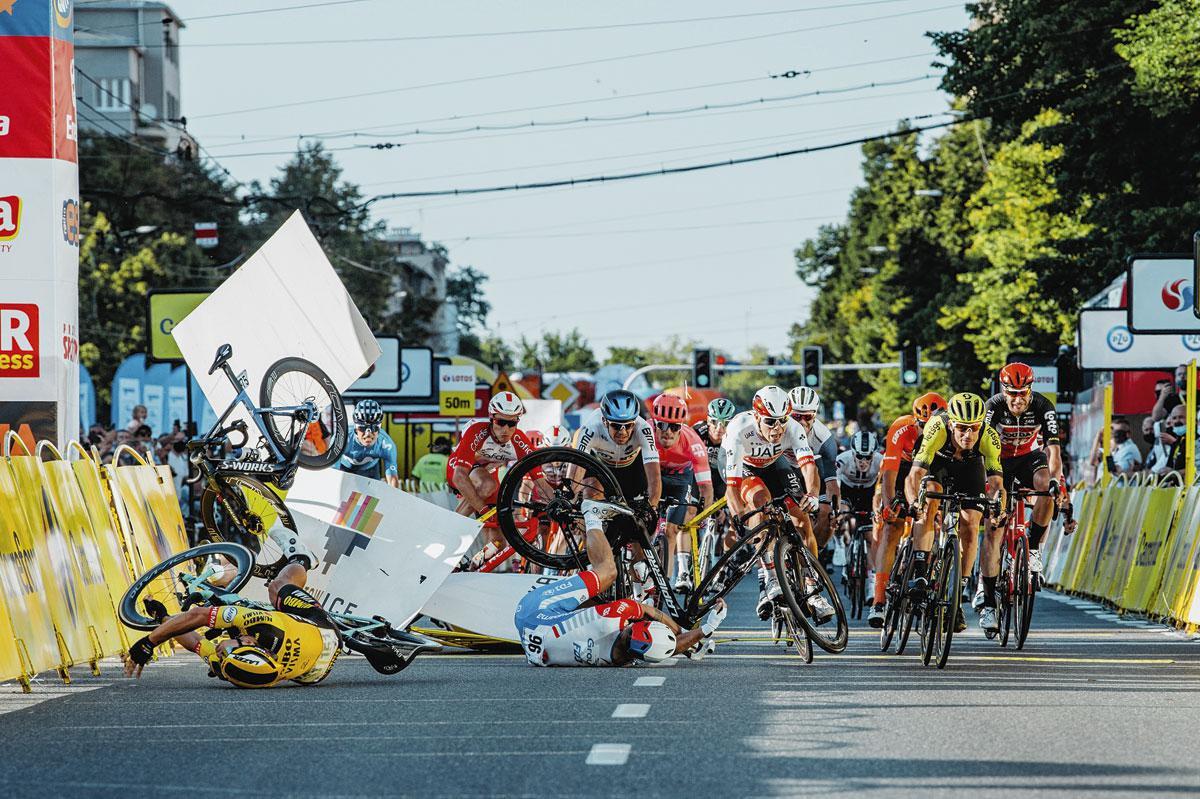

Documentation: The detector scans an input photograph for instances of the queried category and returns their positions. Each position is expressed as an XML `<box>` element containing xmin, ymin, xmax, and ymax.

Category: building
<box><xmin>74</xmin><ymin>1</ymin><xmax>194</xmax><ymax>154</ymax></box>
<box><xmin>384</xmin><ymin>227</ymin><xmax>459</xmax><ymax>355</ymax></box>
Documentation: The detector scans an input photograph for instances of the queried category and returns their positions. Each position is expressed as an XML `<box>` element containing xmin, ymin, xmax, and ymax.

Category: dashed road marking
<box><xmin>612</xmin><ymin>703</ymin><xmax>650</xmax><ymax>719</ymax></box>
<box><xmin>586</xmin><ymin>743</ymin><xmax>631</xmax><ymax>765</ymax></box>
<box><xmin>633</xmin><ymin>676</ymin><xmax>665</xmax><ymax>687</ymax></box>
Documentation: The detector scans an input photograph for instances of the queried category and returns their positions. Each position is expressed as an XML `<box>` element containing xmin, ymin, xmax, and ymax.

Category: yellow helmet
<box><xmin>219</xmin><ymin>645</ymin><xmax>282</xmax><ymax>688</ymax></box>
<box><xmin>946</xmin><ymin>393</ymin><xmax>986</xmax><ymax>426</ymax></box>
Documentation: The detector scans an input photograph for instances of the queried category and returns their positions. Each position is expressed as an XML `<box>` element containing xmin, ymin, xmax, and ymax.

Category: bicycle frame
<box><xmin>684</xmin><ymin>496</ymin><xmax>729</xmax><ymax>585</ymax></box>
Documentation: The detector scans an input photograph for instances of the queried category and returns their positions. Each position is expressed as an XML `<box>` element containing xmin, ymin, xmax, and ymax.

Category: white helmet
<box><xmin>629</xmin><ymin>620</ymin><xmax>677</xmax><ymax>663</ymax></box>
<box><xmin>788</xmin><ymin>386</ymin><xmax>820</xmax><ymax>414</ymax></box>
<box><xmin>549</xmin><ymin>425</ymin><xmax>573</xmax><ymax>447</ymax></box>
<box><xmin>488</xmin><ymin>391</ymin><xmax>525</xmax><ymax>417</ymax></box>
<box><xmin>851</xmin><ymin>430</ymin><xmax>877</xmax><ymax>458</ymax></box>
<box><xmin>752</xmin><ymin>386</ymin><xmax>791</xmax><ymax>420</ymax></box>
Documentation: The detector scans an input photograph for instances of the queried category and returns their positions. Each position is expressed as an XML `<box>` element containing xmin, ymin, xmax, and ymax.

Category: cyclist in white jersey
<box><xmin>788</xmin><ymin>387</ymin><xmax>841</xmax><ymax>550</ymax></box>
<box><xmin>514</xmin><ymin>501</ymin><xmax>726</xmax><ymax>666</ymax></box>
<box><xmin>723</xmin><ymin>386</ymin><xmax>833</xmax><ymax>622</ymax></box>
<box><xmin>575</xmin><ymin>390</ymin><xmax>661</xmax><ymax>509</ymax></box>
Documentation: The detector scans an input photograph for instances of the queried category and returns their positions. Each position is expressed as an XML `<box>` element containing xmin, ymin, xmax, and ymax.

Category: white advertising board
<box><xmin>421</xmin><ymin>572</ymin><xmax>556</xmax><ymax>642</ymax></box>
<box><xmin>346</xmin><ymin>336</ymin><xmax>400</xmax><ymax>393</ymax></box>
<box><xmin>1126</xmin><ymin>255</ymin><xmax>1197</xmax><ymax>333</ymax></box>
<box><xmin>1078</xmin><ymin>308</ymin><xmax>1200</xmax><ymax>370</ymax></box>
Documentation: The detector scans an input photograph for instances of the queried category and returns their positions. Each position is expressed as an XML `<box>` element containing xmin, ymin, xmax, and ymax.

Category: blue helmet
<box><xmin>353</xmin><ymin>399</ymin><xmax>383</xmax><ymax>427</ymax></box>
<box><xmin>600</xmin><ymin>390</ymin><xmax>641</xmax><ymax>423</ymax></box>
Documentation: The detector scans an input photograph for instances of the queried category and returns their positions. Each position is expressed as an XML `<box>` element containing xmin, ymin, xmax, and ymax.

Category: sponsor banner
<box><xmin>0</xmin><ymin>400</ymin><xmax>56</xmax><ymax>453</ymax></box>
<box><xmin>108</xmin><ymin>463</ymin><xmax>190</xmax><ymax>579</ymax></box>
<box><xmin>1127</xmin><ymin>255</ymin><xmax>1196</xmax><ymax>334</ymax></box>
<box><xmin>346</xmin><ymin>336</ymin><xmax>400</xmax><ymax>393</ymax></box>
<box><xmin>71</xmin><ymin>457</ymin><xmax>136</xmax><ymax>625</ymax></box>
<box><xmin>0</xmin><ymin>8</ymin><xmax>75</xmax><ymax>161</ymax></box>
<box><xmin>0</xmin><ymin>0</ymin><xmax>73</xmax><ymax>40</ymax></box>
<box><xmin>0</xmin><ymin>459</ymin><xmax>60</xmax><ymax>678</ymax></box>
<box><xmin>147</xmin><ymin>291</ymin><xmax>209</xmax><ymax>362</ymax></box>
<box><xmin>171</xmin><ymin>212</ymin><xmax>380</xmax><ymax>425</ymax></box>
<box><xmin>284</xmin><ymin>467</ymin><xmax>476</xmax><ymax>627</ymax></box>
<box><xmin>439</xmin><ymin>364</ymin><xmax>477</xmax><ymax>416</ymax></box>
<box><xmin>1117</xmin><ymin>486</ymin><xmax>1182</xmax><ymax>613</ymax></box>
<box><xmin>1077</xmin><ymin>309</ymin><xmax>1200</xmax><ymax>370</ymax></box>
<box><xmin>421</xmin><ymin>572</ymin><xmax>555</xmax><ymax>642</ymax></box>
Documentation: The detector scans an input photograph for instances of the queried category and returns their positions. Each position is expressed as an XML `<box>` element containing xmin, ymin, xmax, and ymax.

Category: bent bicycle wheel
<box><xmin>119</xmin><ymin>542</ymin><xmax>255</xmax><ymax>631</ymax></box>
<box><xmin>776</xmin><ymin>535</ymin><xmax>848</xmax><ymax>654</ymax></box>
<box><xmin>495</xmin><ymin>446</ymin><xmax>623</xmax><ymax>571</ymax></box>
<box><xmin>201</xmin><ymin>476</ymin><xmax>296</xmax><ymax>579</ymax></box>
<box><xmin>259</xmin><ymin>356</ymin><xmax>348</xmax><ymax>470</ymax></box>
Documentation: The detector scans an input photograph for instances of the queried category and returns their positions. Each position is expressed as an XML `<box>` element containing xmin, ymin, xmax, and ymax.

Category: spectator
<box><xmin>1155</xmin><ymin>403</ymin><xmax>1192</xmax><ymax>475</ymax></box>
<box><xmin>165</xmin><ymin>434</ymin><xmax>191</xmax><ymax>515</ymax></box>
<box><xmin>411</xmin><ymin>437</ymin><xmax>450</xmax><ymax>489</ymax></box>
<box><xmin>1151</xmin><ymin>365</ymin><xmax>1189</xmax><ymax>422</ymax></box>
<box><xmin>1143</xmin><ymin>417</ymin><xmax>1170</xmax><ymax>474</ymax></box>
<box><xmin>125</xmin><ymin>404</ymin><xmax>150</xmax><ymax>435</ymax></box>
<box><xmin>1107</xmin><ymin>417</ymin><xmax>1142</xmax><ymax>475</ymax></box>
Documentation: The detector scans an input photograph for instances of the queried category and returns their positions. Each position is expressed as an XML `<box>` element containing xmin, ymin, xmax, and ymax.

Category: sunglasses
<box><xmin>760</xmin><ymin>417</ymin><xmax>787</xmax><ymax>428</ymax></box>
<box><xmin>492</xmin><ymin>417</ymin><xmax>519</xmax><ymax>428</ymax></box>
<box><xmin>606</xmin><ymin>421</ymin><xmax>635</xmax><ymax>432</ymax></box>
<box><xmin>356</xmin><ymin>424</ymin><xmax>380</xmax><ymax>434</ymax></box>
<box><xmin>793</xmin><ymin>412</ymin><xmax>816</xmax><ymax>422</ymax></box>
<box><xmin>952</xmin><ymin>422</ymin><xmax>982</xmax><ymax>433</ymax></box>
<box><xmin>655</xmin><ymin>421</ymin><xmax>682</xmax><ymax>432</ymax></box>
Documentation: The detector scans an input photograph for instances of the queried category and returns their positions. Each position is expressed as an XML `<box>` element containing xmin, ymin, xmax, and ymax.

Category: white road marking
<box><xmin>0</xmin><ymin>682</ymin><xmax>109</xmax><ymax>716</ymax></box>
<box><xmin>586</xmin><ymin>743</ymin><xmax>631</xmax><ymax>765</ymax></box>
<box><xmin>633</xmin><ymin>676</ymin><xmax>665</xmax><ymax>687</ymax></box>
<box><xmin>612</xmin><ymin>703</ymin><xmax>650</xmax><ymax>719</ymax></box>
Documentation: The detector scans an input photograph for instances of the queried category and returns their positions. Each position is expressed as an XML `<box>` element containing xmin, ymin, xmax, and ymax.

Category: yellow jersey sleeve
<box><xmin>981</xmin><ymin>424</ymin><xmax>1003</xmax><ymax>476</ymax></box>
<box><xmin>912</xmin><ymin>415</ymin><xmax>948</xmax><ymax>470</ymax></box>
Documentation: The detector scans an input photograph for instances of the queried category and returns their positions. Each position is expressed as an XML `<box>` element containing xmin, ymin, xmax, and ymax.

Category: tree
<box><xmin>448</xmin><ymin>265</ymin><xmax>493</xmax><ymax>361</ymax></box>
<box><xmin>1114</xmin><ymin>0</ymin><xmax>1200</xmax><ymax>116</ymax></box>
<box><xmin>515</xmin><ymin>329</ymin><xmax>598</xmax><ymax>372</ymax></box>
<box><xmin>604</xmin><ymin>336</ymin><xmax>702</xmax><ymax>388</ymax></box>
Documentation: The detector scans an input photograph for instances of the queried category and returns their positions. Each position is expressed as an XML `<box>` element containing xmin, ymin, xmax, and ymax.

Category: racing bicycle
<box><xmin>838</xmin><ymin>506</ymin><xmax>874</xmax><ymax>621</ymax></box>
<box><xmin>119</xmin><ymin>542</ymin><xmax>439</xmax><ymax>676</ymax></box>
<box><xmin>992</xmin><ymin>483</ymin><xmax>1055</xmax><ymax>649</ymax></box>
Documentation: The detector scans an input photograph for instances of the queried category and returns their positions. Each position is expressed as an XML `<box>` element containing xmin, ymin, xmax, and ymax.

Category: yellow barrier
<box><xmin>71</xmin><ymin>451</ymin><xmax>137</xmax><ymax>640</ymax></box>
<box><xmin>1118</xmin><ymin>485</ymin><xmax>1183</xmax><ymax>613</ymax></box>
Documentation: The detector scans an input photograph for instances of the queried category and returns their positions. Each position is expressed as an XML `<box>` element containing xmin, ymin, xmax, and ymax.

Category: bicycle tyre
<box><xmin>776</xmin><ymin>534</ymin><xmax>848</xmax><ymax>654</ymax></box>
<box><xmin>495</xmin><ymin>447</ymin><xmax>624</xmax><ymax>571</ymax></box>
<box><xmin>881</xmin><ymin>539</ymin><xmax>909</xmax><ymax>652</ymax></box>
<box><xmin>684</xmin><ymin>530</ymin><xmax>762</xmax><ymax>623</ymax></box>
<box><xmin>933</xmin><ymin>538</ymin><xmax>961</xmax><ymax>669</ymax></box>
<box><xmin>781</xmin><ymin>609</ymin><xmax>813</xmax><ymax>664</ymax></box>
<box><xmin>260</xmin><ymin>356</ymin><xmax>348</xmax><ymax>470</ymax></box>
<box><xmin>119</xmin><ymin>542</ymin><xmax>255</xmax><ymax>631</ymax></box>
<box><xmin>1015</xmin><ymin>537</ymin><xmax>1033</xmax><ymax>650</ymax></box>
<box><xmin>998</xmin><ymin>557</ymin><xmax>1013</xmax><ymax>648</ymax></box>
<box><xmin>201</xmin><ymin>477</ymin><xmax>296</xmax><ymax>579</ymax></box>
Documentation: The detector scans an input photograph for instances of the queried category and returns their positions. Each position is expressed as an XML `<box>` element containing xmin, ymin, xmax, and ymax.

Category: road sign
<box><xmin>1078</xmin><ymin>308</ymin><xmax>1200</xmax><ymax>370</ymax></box>
<box><xmin>543</xmin><ymin>377</ymin><xmax>580</xmax><ymax>411</ymax></box>
<box><xmin>1126</xmin><ymin>254</ymin><xmax>1196</xmax><ymax>333</ymax></box>
<box><xmin>490</xmin><ymin>370</ymin><xmax>517</xmax><ymax>397</ymax></box>
<box><xmin>147</xmin><ymin>290</ymin><xmax>209</xmax><ymax>362</ymax></box>
<box><xmin>194</xmin><ymin>221</ymin><xmax>218</xmax><ymax>249</ymax></box>
<box><xmin>438</xmin><ymin>365</ymin><xmax>477</xmax><ymax>416</ymax></box>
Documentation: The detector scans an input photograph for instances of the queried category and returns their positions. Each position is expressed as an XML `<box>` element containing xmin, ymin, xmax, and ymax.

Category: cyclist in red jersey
<box><xmin>867</xmin><ymin>392</ymin><xmax>946</xmax><ymax>628</ymax></box>
<box><xmin>649</xmin><ymin>394</ymin><xmax>714</xmax><ymax>592</ymax></box>
<box><xmin>448</xmin><ymin>392</ymin><xmax>540</xmax><ymax>517</ymax></box>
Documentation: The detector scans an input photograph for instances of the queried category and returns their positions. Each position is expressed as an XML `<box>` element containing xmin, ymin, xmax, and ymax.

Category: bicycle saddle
<box><xmin>209</xmin><ymin>343</ymin><xmax>234</xmax><ymax>375</ymax></box>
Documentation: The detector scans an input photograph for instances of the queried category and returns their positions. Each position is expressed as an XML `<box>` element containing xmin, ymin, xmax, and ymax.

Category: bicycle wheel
<box><xmin>1014</xmin><ymin>536</ymin><xmax>1034</xmax><ymax>650</ymax></box>
<box><xmin>776</xmin><ymin>534</ymin><xmax>848</xmax><ymax>654</ymax></box>
<box><xmin>780</xmin><ymin>608</ymin><xmax>813</xmax><ymax>664</ymax></box>
<box><xmin>926</xmin><ymin>537</ymin><xmax>961</xmax><ymax>669</ymax></box>
<box><xmin>119</xmin><ymin>542</ymin><xmax>255</xmax><ymax>631</ymax></box>
<box><xmin>259</xmin><ymin>356</ymin><xmax>348</xmax><ymax>470</ymax></box>
<box><xmin>881</xmin><ymin>539</ymin><xmax>910</xmax><ymax>652</ymax></box>
<box><xmin>495</xmin><ymin>447</ymin><xmax>624</xmax><ymax>571</ymax></box>
<box><xmin>201</xmin><ymin>477</ymin><xmax>296</xmax><ymax>579</ymax></box>
<box><xmin>998</xmin><ymin>557</ymin><xmax>1013</xmax><ymax>647</ymax></box>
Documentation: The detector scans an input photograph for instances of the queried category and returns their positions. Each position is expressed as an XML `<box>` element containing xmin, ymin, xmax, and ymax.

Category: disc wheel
<box><xmin>259</xmin><ymin>356</ymin><xmax>348</xmax><ymax>470</ymax></box>
<box><xmin>495</xmin><ymin>447</ymin><xmax>624</xmax><ymax>571</ymax></box>
<box><xmin>776</xmin><ymin>534</ymin><xmax>848</xmax><ymax>654</ymax></box>
<box><xmin>119</xmin><ymin>542</ymin><xmax>255</xmax><ymax>631</ymax></box>
<box><xmin>200</xmin><ymin>477</ymin><xmax>295</xmax><ymax>579</ymax></box>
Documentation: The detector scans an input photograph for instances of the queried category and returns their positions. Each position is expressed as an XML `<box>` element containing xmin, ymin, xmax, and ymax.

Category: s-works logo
<box><xmin>1161</xmin><ymin>279</ymin><xmax>1193</xmax><ymax>312</ymax></box>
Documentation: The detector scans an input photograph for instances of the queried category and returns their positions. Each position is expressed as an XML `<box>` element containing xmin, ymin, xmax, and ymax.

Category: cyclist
<box><xmin>448</xmin><ymin>392</ymin><xmax>540</xmax><ymax>517</ymax></box>
<box><xmin>649</xmin><ymin>394</ymin><xmax>714</xmax><ymax>592</ymax></box>
<box><xmin>334</xmin><ymin>400</ymin><xmax>400</xmax><ymax>488</ymax></box>
<box><xmin>976</xmin><ymin>362</ymin><xmax>1064</xmax><ymax>625</ymax></box>
<box><xmin>515</xmin><ymin>501</ymin><xmax>727</xmax><ymax>666</ymax></box>
<box><xmin>575</xmin><ymin>390</ymin><xmax>662</xmax><ymax>516</ymax></box>
<box><xmin>723</xmin><ymin>386</ymin><xmax>832</xmax><ymax>623</ymax></box>
<box><xmin>693</xmin><ymin>397</ymin><xmax>735</xmax><ymax>502</ymax></box>
<box><xmin>836</xmin><ymin>430</ymin><xmax>882</xmax><ymax>552</ymax></box>
<box><xmin>869</xmin><ymin>392</ymin><xmax>946</xmax><ymax>627</ymax></box>
<box><xmin>788</xmin><ymin>387</ymin><xmax>840</xmax><ymax>552</ymax></box>
<box><xmin>905</xmin><ymin>393</ymin><xmax>1005</xmax><ymax>633</ymax></box>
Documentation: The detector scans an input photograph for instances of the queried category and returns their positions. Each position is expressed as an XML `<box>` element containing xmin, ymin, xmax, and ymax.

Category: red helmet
<box><xmin>999</xmin><ymin>362</ymin><xmax>1035</xmax><ymax>394</ymax></box>
<box><xmin>651</xmin><ymin>394</ymin><xmax>689</xmax><ymax>425</ymax></box>
<box><xmin>911</xmin><ymin>392</ymin><xmax>947</xmax><ymax>423</ymax></box>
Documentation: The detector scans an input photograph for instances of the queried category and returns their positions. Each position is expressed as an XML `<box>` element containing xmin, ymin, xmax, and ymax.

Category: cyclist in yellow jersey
<box><xmin>904</xmin><ymin>393</ymin><xmax>1006</xmax><ymax>633</ymax></box>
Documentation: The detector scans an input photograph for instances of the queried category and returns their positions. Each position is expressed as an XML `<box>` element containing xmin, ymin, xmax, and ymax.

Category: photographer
<box><xmin>1151</xmin><ymin>365</ymin><xmax>1188</xmax><ymax>422</ymax></box>
<box><xmin>1106</xmin><ymin>417</ymin><xmax>1142</xmax><ymax>475</ymax></box>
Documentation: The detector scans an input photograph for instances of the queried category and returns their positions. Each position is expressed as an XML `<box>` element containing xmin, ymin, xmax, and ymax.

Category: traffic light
<box><xmin>801</xmin><ymin>346</ymin><xmax>822</xmax><ymax>389</ymax></box>
<box><xmin>693</xmin><ymin>348</ymin><xmax>714</xmax><ymax>388</ymax></box>
<box><xmin>899</xmin><ymin>345</ymin><xmax>921</xmax><ymax>387</ymax></box>
<box><xmin>766</xmin><ymin>355</ymin><xmax>777</xmax><ymax>378</ymax></box>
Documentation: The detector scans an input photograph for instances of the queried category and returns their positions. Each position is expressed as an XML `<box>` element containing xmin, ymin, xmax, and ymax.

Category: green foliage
<box><xmin>475</xmin><ymin>335</ymin><xmax>515</xmax><ymax>372</ymax></box>
<box><xmin>516</xmin><ymin>329</ymin><xmax>598</xmax><ymax>372</ymax></box>
<box><xmin>1114</xmin><ymin>0</ymin><xmax>1200</xmax><ymax>115</ymax></box>
<box><xmin>603</xmin><ymin>336</ymin><xmax>701</xmax><ymax>389</ymax></box>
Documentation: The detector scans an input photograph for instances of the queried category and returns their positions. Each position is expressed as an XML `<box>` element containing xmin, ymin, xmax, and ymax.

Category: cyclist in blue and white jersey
<box><xmin>334</xmin><ymin>400</ymin><xmax>399</xmax><ymax>488</ymax></box>
<box><xmin>788</xmin><ymin>387</ymin><xmax>841</xmax><ymax>551</ymax></box>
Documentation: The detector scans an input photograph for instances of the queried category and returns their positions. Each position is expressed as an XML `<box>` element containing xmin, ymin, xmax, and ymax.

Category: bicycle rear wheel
<box><xmin>495</xmin><ymin>447</ymin><xmax>623</xmax><ymax>571</ymax></box>
<box><xmin>881</xmin><ymin>539</ymin><xmax>910</xmax><ymax>652</ymax></box>
<box><xmin>1014</xmin><ymin>537</ymin><xmax>1034</xmax><ymax>650</ymax></box>
<box><xmin>779</xmin><ymin>608</ymin><xmax>813</xmax><ymax>664</ymax></box>
<box><xmin>200</xmin><ymin>476</ymin><xmax>295</xmax><ymax>580</ymax></box>
<box><xmin>776</xmin><ymin>534</ymin><xmax>848</xmax><ymax>654</ymax></box>
<box><xmin>926</xmin><ymin>537</ymin><xmax>961</xmax><ymax>669</ymax></box>
<box><xmin>998</xmin><ymin>557</ymin><xmax>1013</xmax><ymax>647</ymax></box>
<box><xmin>259</xmin><ymin>357</ymin><xmax>347</xmax><ymax>470</ymax></box>
<box><xmin>119</xmin><ymin>542</ymin><xmax>255</xmax><ymax>630</ymax></box>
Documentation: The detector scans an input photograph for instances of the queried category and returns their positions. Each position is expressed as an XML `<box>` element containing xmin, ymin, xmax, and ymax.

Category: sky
<box><xmin>162</xmin><ymin>0</ymin><xmax>971</xmax><ymax>360</ymax></box>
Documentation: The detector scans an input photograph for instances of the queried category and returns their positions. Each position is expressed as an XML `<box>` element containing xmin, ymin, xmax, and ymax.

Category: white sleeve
<box><xmin>786</xmin><ymin>421</ymin><xmax>815</xmax><ymax>464</ymax></box>
<box><xmin>637</xmin><ymin>417</ymin><xmax>659</xmax><ymax>463</ymax></box>
<box><xmin>723</xmin><ymin>427</ymin><xmax>746</xmax><ymax>481</ymax></box>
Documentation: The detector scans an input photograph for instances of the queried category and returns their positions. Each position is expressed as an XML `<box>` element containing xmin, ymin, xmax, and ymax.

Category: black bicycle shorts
<box><xmin>746</xmin><ymin>458</ymin><xmax>804</xmax><ymax>501</ymax></box>
<box><xmin>840</xmin><ymin>484</ymin><xmax>875</xmax><ymax>516</ymax></box>
<box><xmin>1001</xmin><ymin>449</ymin><xmax>1049</xmax><ymax>494</ymax></box>
<box><xmin>609</xmin><ymin>452</ymin><xmax>648</xmax><ymax>503</ymax></box>
<box><xmin>926</xmin><ymin>454</ymin><xmax>987</xmax><ymax>512</ymax></box>
<box><xmin>892</xmin><ymin>459</ymin><xmax>913</xmax><ymax>499</ymax></box>
<box><xmin>661</xmin><ymin>467</ymin><xmax>697</xmax><ymax>526</ymax></box>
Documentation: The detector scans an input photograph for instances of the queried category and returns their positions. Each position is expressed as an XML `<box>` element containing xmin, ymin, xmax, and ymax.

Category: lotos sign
<box><xmin>0</xmin><ymin>303</ymin><xmax>38</xmax><ymax>377</ymax></box>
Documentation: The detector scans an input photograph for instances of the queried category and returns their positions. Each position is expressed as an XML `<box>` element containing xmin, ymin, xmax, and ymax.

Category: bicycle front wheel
<box><xmin>881</xmin><ymin>539</ymin><xmax>909</xmax><ymax>652</ymax></box>
<box><xmin>1014</xmin><ymin>536</ymin><xmax>1034</xmax><ymax>650</ymax></box>
<box><xmin>927</xmin><ymin>537</ymin><xmax>961</xmax><ymax>669</ymax></box>
<box><xmin>119</xmin><ymin>542</ymin><xmax>255</xmax><ymax>630</ymax></box>
<box><xmin>260</xmin><ymin>356</ymin><xmax>348</xmax><ymax>470</ymax></box>
<box><xmin>201</xmin><ymin>476</ymin><xmax>296</xmax><ymax>579</ymax></box>
<box><xmin>776</xmin><ymin>534</ymin><xmax>848</xmax><ymax>654</ymax></box>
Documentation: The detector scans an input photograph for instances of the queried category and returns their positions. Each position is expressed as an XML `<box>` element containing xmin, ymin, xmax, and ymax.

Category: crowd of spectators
<box><xmin>1089</xmin><ymin>364</ymin><xmax>1199</xmax><ymax>480</ymax></box>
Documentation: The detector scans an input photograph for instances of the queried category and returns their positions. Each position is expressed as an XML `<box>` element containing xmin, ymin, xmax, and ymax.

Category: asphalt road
<box><xmin>3</xmin><ymin>580</ymin><xmax>1199</xmax><ymax>799</ymax></box>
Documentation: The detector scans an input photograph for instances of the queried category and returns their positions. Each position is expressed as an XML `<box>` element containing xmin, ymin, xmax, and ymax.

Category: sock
<box><xmin>1028</xmin><ymin>522</ymin><xmax>1047</xmax><ymax>549</ymax></box>
<box><xmin>874</xmin><ymin>571</ymin><xmax>889</xmax><ymax>606</ymax></box>
<box><xmin>982</xmin><ymin>575</ymin><xmax>998</xmax><ymax>608</ymax></box>
<box><xmin>676</xmin><ymin>553</ymin><xmax>691</xmax><ymax>579</ymax></box>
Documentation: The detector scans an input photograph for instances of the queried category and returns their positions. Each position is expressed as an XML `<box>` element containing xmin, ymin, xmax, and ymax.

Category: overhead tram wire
<box><xmin>191</xmin><ymin>4</ymin><xmax>960</xmax><ymax>120</ymax></box>
<box><xmin>78</xmin><ymin>0</ymin><xmax>378</xmax><ymax>30</ymax></box>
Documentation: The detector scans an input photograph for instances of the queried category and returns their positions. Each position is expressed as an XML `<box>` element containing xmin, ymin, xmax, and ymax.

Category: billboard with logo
<box><xmin>1127</xmin><ymin>254</ymin><xmax>1198</xmax><ymax>334</ymax></box>
<box><xmin>1078</xmin><ymin>309</ymin><xmax>1200</xmax><ymax>370</ymax></box>
<box><xmin>0</xmin><ymin>1</ymin><xmax>79</xmax><ymax>447</ymax></box>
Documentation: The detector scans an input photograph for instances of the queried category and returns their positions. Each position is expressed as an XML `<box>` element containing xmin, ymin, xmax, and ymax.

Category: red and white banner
<box><xmin>0</xmin><ymin>1</ymin><xmax>79</xmax><ymax>449</ymax></box>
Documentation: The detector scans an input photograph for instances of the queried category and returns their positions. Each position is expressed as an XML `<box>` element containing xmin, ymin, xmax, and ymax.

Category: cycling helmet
<box><xmin>549</xmin><ymin>426</ymin><xmax>574</xmax><ymax>447</ymax></box>
<box><xmin>488</xmin><ymin>391</ymin><xmax>525</xmax><ymax>417</ymax></box>
<box><xmin>628</xmin><ymin>620</ymin><xmax>677</xmax><ymax>663</ymax></box>
<box><xmin>219</xmin><ymin>645</ymin><xmax>282</xmax><ymax>688</ymax></box>
<box><xmin>600</xmin><ymin>390</ymin><xmax>641</xmax><ymax>423</ymax></box>
<box><xmin>788</xmin><ymin>386</ymin><xmax>820</xmax><ymax>414</ymax></box>
<box><xmin>851</xmin><ymin>431</ymin><xmax>877</xmax><ymax>458</ymax></box>
<box><xmin>526</xmin><ymin>430</ymin><xmax>545</xmax><ymax>448</ymax></box>
<box><xmin>651</xmin><ymin>394</ymin><xmax>689</xmax><ymax>425</ymax></box>
<box><xmin>946</xmin><ymin>392</ymin><xmax>986</xmax><ymax>426</ymax></box>
<box><xmin>707</xmin><ymin>397</ymin><xmax>736</xmax><ymax>422</ymax></box>
<box><xmin>353</xmin><ymin>399</ymin><xmax>383</xmax><ymax>427</ymax></box>
<box><xmin>752</xmin><ymin>386</ymin><xmax>791</xmax><ymax>419</ymax></box>
<box><xmin>999</xmin><ymin>362</ymin><xmax>1036</xmax><ymax>394</ymax></box>
<box><xmin>911</xmin><ymin>392</ymin><xmax>947</xmax><ymax>423</ymax></box>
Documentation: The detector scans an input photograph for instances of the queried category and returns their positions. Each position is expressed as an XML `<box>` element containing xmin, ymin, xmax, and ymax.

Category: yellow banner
<box><xmin>148</xmin><ymin>291</ymin><xmax>209</xmax><ymax>362</ymax></box>
<box><xmin>72</xmin><ymin>458</ymin><xmax>137</xmax><ymax>624</ymax></box>
<box><xmin>109</xmin><ymin>464</ymin><xmax>190</xmax><ymax>578</ymax></box>
<box><xmin>1118</xmin><ymin>486</ymin><xmax>1182</xmax><ymax>613</ymax></box>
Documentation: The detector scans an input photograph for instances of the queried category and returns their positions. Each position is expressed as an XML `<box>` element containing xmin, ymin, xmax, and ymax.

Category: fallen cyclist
<box><xmin>515</xmin><ymin>500</ymin><xmax>727</xmax><ymax>666</ymax></box>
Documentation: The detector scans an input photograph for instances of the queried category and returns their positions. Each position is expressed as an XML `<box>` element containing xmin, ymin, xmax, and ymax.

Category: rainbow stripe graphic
<box><xmin>332</xmin><ymin>492</ymin><xmax>383</xmax><ymax>536</ymax></box>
